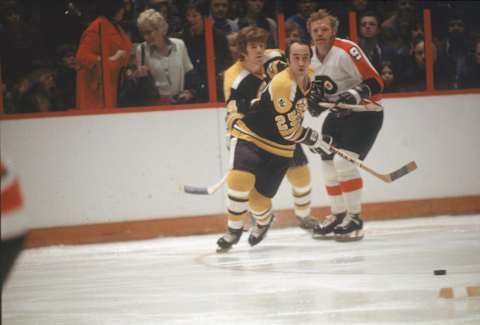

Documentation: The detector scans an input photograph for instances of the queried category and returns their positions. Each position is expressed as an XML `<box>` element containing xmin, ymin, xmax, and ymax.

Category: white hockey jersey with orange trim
<box><xmin>1</xmin><ymin>159</ymin><xmax>28</xmax><ymax>240</ymax></box>
<box><xmin>311</xmin><ymin>38</ymin><xmax>383</xmax><ymax>102</ymax></box>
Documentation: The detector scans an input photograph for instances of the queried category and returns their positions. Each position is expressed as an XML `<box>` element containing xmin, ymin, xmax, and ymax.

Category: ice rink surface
<box><xmin>2</xmin><ymin>215</ymin><xmax>480</xmax><ymax>324</ymax></box>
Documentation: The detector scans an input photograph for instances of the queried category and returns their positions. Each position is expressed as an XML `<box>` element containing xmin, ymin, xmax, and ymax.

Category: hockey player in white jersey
<box><xmin>306</xmin><ymin>9</ymin><xmax>384</xmax><ymax>241</ymax></box>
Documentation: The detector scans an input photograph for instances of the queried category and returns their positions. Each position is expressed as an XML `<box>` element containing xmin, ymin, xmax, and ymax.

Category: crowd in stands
<box><xmin>1</xmin><ymin>0</ymin><xmax>479</xmax><ymax>114</ymax></box>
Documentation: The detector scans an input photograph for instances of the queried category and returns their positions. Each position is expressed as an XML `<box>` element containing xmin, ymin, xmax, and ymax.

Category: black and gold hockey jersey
<box><xmin>223</xmin><ymin>50</ymin><xmax>287</xmax><ymax>132</ymax></box>
<box><xmin>231</xmin><ymin>68</ymin><xmax>313</xmax><ymax>158</ymax></box>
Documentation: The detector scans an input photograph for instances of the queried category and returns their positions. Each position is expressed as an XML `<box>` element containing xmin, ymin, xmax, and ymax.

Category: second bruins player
<box><xmin>224</xmin><ymin>27</ymin><xmax>318</xmax><ymax>236</ymax></box>
<box><xmin>218</xmin><ymin>37</ymin><xmax>332</xmax><ymax>252</ymax></box>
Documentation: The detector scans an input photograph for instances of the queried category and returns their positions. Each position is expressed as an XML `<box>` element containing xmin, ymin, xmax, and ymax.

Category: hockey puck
<box><xmin>434</xmin><ymin>269</ymin><xmax>447</xmax><ymax>276</ymax></box>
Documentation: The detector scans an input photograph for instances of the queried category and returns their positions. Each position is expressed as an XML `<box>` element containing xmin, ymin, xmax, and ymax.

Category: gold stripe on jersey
<box><xmin>269</xmin><ymin>69</ymin><xmax>311</xmax><ymax>142</ymax></box>
<box><xmin>223</xmin><ymin>61</ymin><xmax>245</xmax><ymax>105</ymax></box>
<box><xmin>270</xmin><ymin>71</ymin><xmax>294</xmax><ymax>114</ymax></box>
<box><xmin>231</xmin><ymin>120</ymin><xmax>296</xmax><ymax>158</ymax></box>
<box><xmin>226</xmin><ymin>112</ymin><xmax>244</xmax><ymax>133</ymax></box>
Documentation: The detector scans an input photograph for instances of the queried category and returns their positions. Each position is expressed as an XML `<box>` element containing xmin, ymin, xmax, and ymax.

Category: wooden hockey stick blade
<box><xmin>383</xmin><ymin>160</ymin><xmax>418</xmax><ymax>182</ymax></box>
<box><xmin>180</xmin><ymin>173</ymin><xmax>228</xmax><ymax>195</ymax></box>
<box><xmin>318</xmin><ymin>101</ymin><xmax>383</xmax><ymax>112</ymax></box>
<box><xmin>331</xmin><ymin>147</ymin><xmax>417</xmax><ymax>183</ymax></box>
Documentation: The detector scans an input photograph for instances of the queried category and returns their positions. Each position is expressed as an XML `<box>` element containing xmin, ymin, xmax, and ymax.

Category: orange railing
<box><xmin>1</xmin><ymin>10</ymin><xmax>479</xmax><ymax>119</ymax></box>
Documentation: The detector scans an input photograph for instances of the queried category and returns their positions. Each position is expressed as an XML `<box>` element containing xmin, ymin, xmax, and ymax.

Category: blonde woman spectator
<box><xmin>136</xmin><ymin>9</ymin><xmax>197</xmax><ymax>104</ymax></box>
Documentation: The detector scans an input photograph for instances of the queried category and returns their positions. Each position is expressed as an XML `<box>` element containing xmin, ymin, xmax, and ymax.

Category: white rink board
<box><xmin>1</xmin><ymin>94</ymin><xmax>479</xmax><ymax>228</ymax></box>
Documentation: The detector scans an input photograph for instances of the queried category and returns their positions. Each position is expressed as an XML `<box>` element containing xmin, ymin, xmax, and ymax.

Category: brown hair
<box><xmin>307</xmin><ymin>9</ymin><xmax>339</xmax><ymax>33</ymax></box>
<box><xmin>236</xmin><ymin>26</ymin><xmax>268</xmax><ymax>61</ymax></box>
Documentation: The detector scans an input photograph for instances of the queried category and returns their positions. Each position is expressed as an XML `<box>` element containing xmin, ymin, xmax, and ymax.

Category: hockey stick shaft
<box><xmin>318</xmin><ymin>101</ymin><xmax>383</xmax><ymax>112</ymax></box>
<box><xmin>330</xmin><ymin>146</ymin><xmax>417</xmax><ymax>183</ymax></box>
<box><xmin>180</xmin><ymin>173</ymin><xmax>228</xmax><ymax>195</ymax></box>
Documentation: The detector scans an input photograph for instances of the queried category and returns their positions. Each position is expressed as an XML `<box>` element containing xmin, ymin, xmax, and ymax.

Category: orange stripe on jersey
<box><xmin>326</xmin><ymin>185</ymin><xmax>342</xmax><ymax>196</ymax></box>
<box><xmin>340</xmin><ymin>178</ymin><xmax>363</xmax><ymax>193</ymax></box>
<box><xmin>1</xmin><ymin>178</ymin><xmax>24</xmax><ymax>214</ymax></box>
<box><xmin>334</xmin><ymin>39</ymin><xmax>384</xmax><ymax>92</ymax></box>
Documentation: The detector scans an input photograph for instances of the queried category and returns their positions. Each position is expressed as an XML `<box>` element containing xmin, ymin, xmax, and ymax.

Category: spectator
<box><xmin>147</xmin><ymin>0</ymin><xmax>183</xmax><ymax>37</ymax></box>
<box><xmin>399</xmin><ymin>37</ymin><xmax>450</xmax><ymax>91</ymax></box>
<box><xmin>458</xmin><ymin>38</ymin><xmax>480</xmax><ymax>88</ymax></box>
<box><xmin>118</xmin><ymin>0</ymin><xmax>136</xmax><ymax>38</ymax></box>
<box><xmin>3</xmin><ymin>76</ymin><xmax>31</xmax><ymax>114</ymax></box>
<box><xmin>285</xmin><ymin>0</ymin><xmax>316</xmax><ymax>42</ymax></box>
<box><xmin>55</xmin><ymin>44</ymin><xmax>77</xmax><ymax>109</ymax></box>
<box><xmin>180</xmin><ymin>1</ymin><xmax>233</xmax><ymax>102</ymax></box>
<box><xmin>209</xmin><ymin>0</ymin><xmax>239</xmax><ymax>34</ymax></box>
<box><xmin>382</xmin><ymin>0</ymin><xmax>419</xmax><ymax>31</ymax></box>
<box><xmin>333</xmin><ymin>0</ymin><xmax>377</xmax><ymax>38</ymax></box>
<box><xmin>358</xmin><ymin>11</ymin><xmax>397</xmax><ymax>72</ymax></box>
<box><xmin>76</xmin><ymin>0</ymin><xmax>133</xmax><ymax>110</ymax></box>
<box><xmin>381</xmin><ymin>0</ymin><xmax>420</xmax><ymax>61</ymax></box>
<box><xmin>10</xmin><ymin>68</ymin><xmax>65</xmax><ymax>113</ymax></box>
<box><xmin>285</xmin><ymin>20</ymin><xmax>304</xmax><ymax>45</ymax></box>
<box><xmin>438</xmin><ymin>14</ymin><xmax>471</xmax><ymax>89</ymax></box>
<box><xmin>0</xmin><ymin>0</ymin><xmax>50</xmax><ymax>87</ymax></box>
<box><xmin>226</xmin><ymin>31</ymin><xmax>240</xmax><ymax>61</ymax></box>
<box><xmin>135</xmin><ymin>9</ymin><xmax>198</xmax><ymax>104</ymax></box>
<box><xmin>379</xmin><ymin>60</ymin><xmax>399</xmax><ymax>93</ymax></box>
<box><xmin>237</xmin><ymin>0</ymin><xmax>277</xmax><ymax>48</ymax></box>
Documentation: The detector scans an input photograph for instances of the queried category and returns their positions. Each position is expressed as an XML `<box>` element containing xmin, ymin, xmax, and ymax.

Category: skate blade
<box><xmin>312</xmin><ymin>233</ymin><xmax>336</xmax><ymax>240</ymax></box>
<box><xmin>216</xmin><ymin>246</ymin><xmax>232</xmax><ymax>253</ymax></box>
<box><xmin>299</xmin><ymin>226</ymin><xmax>314</xmax><ymax>233</ymax></box>
<box><xmin>335</xmin><ymin>230</ymin><xmax>364</xmax><ymax>242</ymax></box>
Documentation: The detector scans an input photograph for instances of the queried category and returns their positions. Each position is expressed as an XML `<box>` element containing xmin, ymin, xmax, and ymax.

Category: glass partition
<box><xmin>1</xmin><ymin>0</ymin><xmax>479</xmax><ymax>117</ymax></box>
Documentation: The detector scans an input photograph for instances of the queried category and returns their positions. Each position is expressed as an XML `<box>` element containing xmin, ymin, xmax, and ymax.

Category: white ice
<box><xmin>2</xmin><ymin>215</ymin><xmax>480</xmax><ymax>325</ymax></box>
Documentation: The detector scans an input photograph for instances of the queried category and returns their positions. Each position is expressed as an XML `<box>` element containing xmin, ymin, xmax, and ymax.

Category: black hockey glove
<box><xmin>336</xmin><ymin>83</ymin><xmax>372</xmax><ymax>105</ymax></box>
<box><xmin>300</xmin><ymin>128</ymin><xmax>333</xmax><ymax>155</ymax></box>
<box><xmin>307</xmin><ymin>79</ymin><xmax>327</xmax><ymax>117</ymax></box>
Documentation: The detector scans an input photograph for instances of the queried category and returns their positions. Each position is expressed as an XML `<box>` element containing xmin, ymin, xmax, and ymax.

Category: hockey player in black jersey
<box><xmin>223</xmin><ymin>29</ymin><xmax>318</xmax><ymax>236</ymax></box>
<box><xmin>217</xmin><ymin>29</ymin><xmax>331</xmax><ymax>252</ymax></box>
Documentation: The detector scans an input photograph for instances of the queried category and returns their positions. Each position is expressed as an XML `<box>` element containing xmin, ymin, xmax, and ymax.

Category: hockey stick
<box><xmin>330</xmin><ymin>146</ymin><xmax>417</xmax><ymax>183</ymax></box>
<box><xmin>180</xmin><ymin>173</ymin><xmax>228</xmax><ymax>195</ymax></box>
<box><xmin>318</xmin><ymin>100</ymin><xmax>383</xmax><ymax>112</ymax></box>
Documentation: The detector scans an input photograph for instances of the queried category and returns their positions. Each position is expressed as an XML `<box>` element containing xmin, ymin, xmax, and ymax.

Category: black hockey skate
<box><xmin>216</xmin><ymin>227</ymin><xmax>243</xmax><ymax>253</ymax></box>
<box><xmin>296</xmin><ymin>215</ymin><xmax>319</xmax><ymax>231</ymax></box>
<box><xmin>312</xmin><ymin>212</ymin><xmax>346</xmax><ymax>239</ymax></box>
<box><xmin>248</xmin><ymin>215</ymin><xmax>275</xmax><ymax>246</ymax></box>
<box><xmin>334</xmin><ymin>213</ymin><xmax>364</xmax><ymax>242</ymax></box>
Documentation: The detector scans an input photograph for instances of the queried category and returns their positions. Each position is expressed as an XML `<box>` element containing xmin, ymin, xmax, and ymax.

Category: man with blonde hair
<box><xmin>307</xmin><ymin>9</ymin><xmax>384</xmax><ymax>241</ymax></box>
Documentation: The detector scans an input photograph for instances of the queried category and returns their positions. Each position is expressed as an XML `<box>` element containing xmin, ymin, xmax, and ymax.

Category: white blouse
<box><xmin>140</xmin><ymin>38</ymin><xmax>194</xmax><ymax>96</ymax></box>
